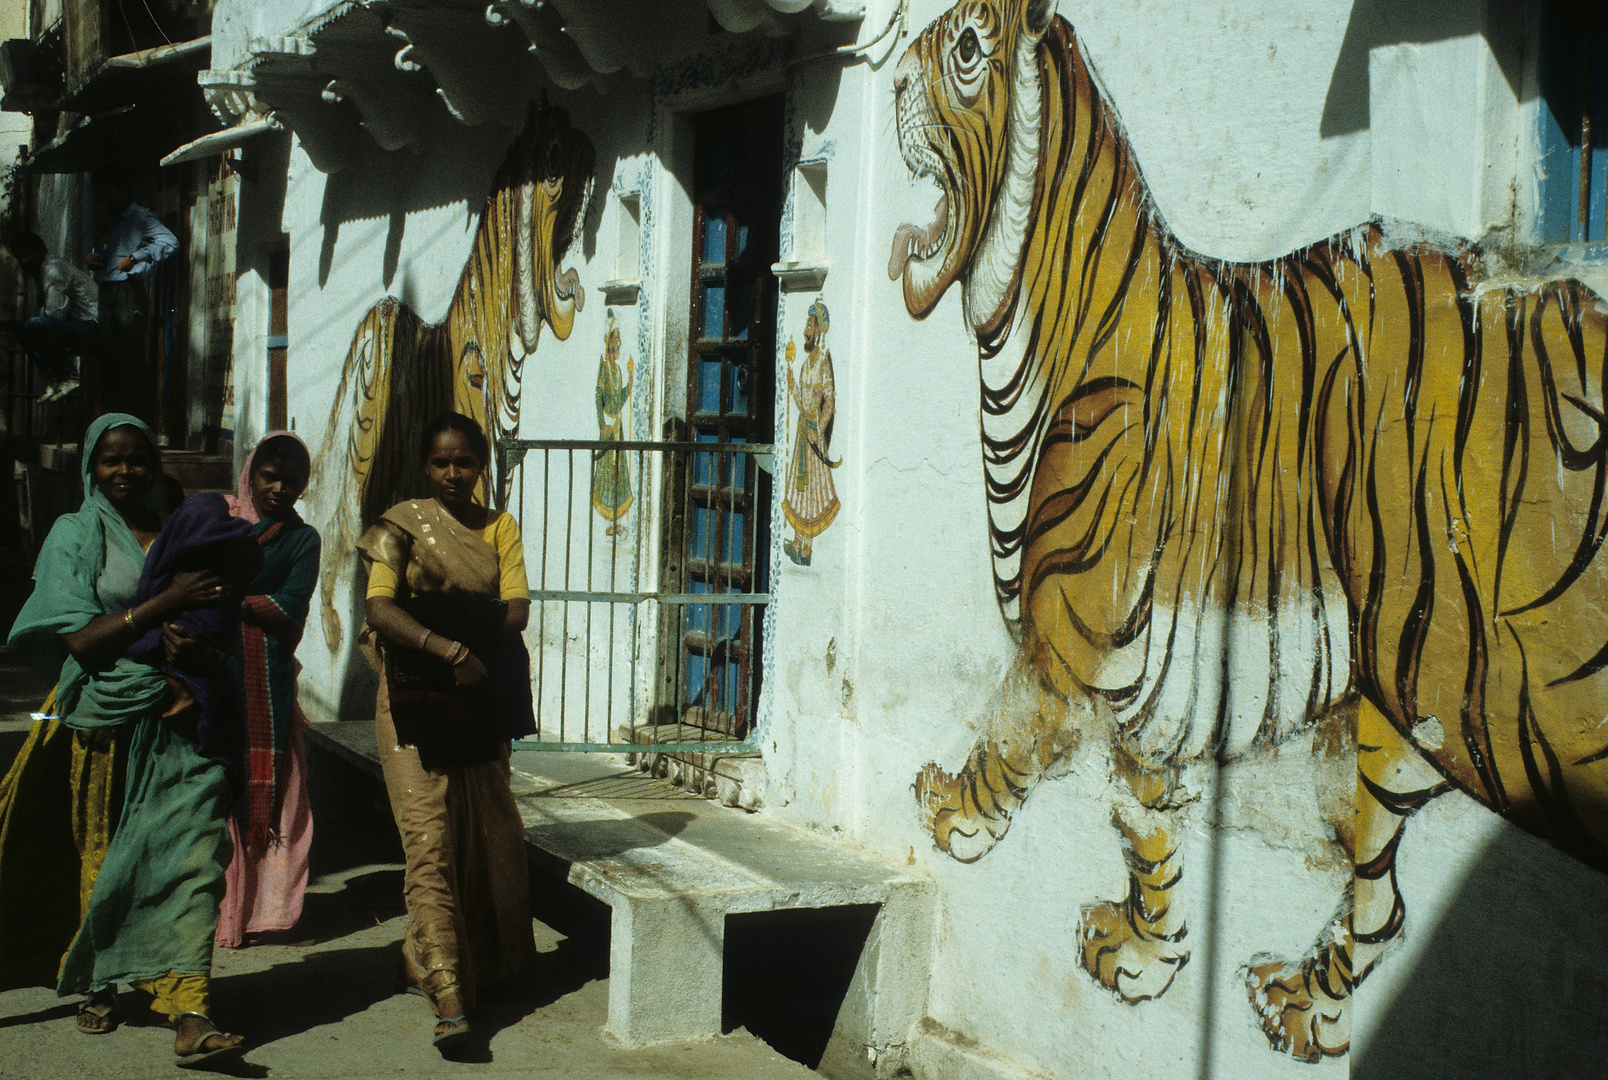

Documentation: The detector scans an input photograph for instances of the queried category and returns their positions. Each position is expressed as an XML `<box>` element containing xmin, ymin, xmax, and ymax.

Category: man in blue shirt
<box><xmin>90</xmin><ymin>173</ymin><xmax>178</xmax><ymax>421</ymax></box>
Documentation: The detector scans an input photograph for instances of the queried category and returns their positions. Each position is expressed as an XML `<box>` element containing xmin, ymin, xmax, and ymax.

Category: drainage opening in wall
<box><xmin>722</xmin><ymin>904</ymin><xmax>881</xmax><ymax>1069</ymax></box>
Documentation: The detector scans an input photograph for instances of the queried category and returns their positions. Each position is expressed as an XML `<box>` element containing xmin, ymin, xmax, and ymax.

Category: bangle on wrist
<box><xmin>449</xmin><ymin>642</ymin><xmax>471</xmax><ymax>667</ymax></box>
<box><xmin>123</xmin><ymin>608</ymin><xmax>138</xmax><ymax>630</ymax></box>
<box><xmin>417</xmin><ymin>628</ymin><xmax>432</xmax><ymax>653</ymax></box>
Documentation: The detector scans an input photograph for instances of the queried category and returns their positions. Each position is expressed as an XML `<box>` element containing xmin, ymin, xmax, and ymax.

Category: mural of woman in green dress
<box><xmin>782</xmin><ymin>299</ymin><xmax>840</xmax><ymax>566</ymax></box>
<box><xmin>591</xmin><ymin>310</ymin><xmax>634</xmax><ymax>536</ymax></box>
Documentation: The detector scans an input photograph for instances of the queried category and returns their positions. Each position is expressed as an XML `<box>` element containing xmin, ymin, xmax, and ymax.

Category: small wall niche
<box><xmin>604</xmin><ymin>189</ymin><xmax>642</xmax><ymax>306</ymax></box>
<box><xmin>772</xmin><ymin>157</ymin><xmax>828</xmax><ymax>292</ymax></box>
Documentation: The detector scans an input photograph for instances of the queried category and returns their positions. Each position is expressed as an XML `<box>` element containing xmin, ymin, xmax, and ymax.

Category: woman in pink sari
<box><xmin>216</xmin><ymin>433</ymin><xmax>319</xmax><ymax>946</ymax></box>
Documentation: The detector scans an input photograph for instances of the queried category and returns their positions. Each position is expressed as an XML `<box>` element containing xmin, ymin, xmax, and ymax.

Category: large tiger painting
<box><xmin>891</xmin><ymin>0</ymin><xmax>1608</xmax><ymax>1061</ymax></box>
<box><xmin>312</xmin><ymin>101</ymin><xmax>595</xmax><ymax>652</ymax></box>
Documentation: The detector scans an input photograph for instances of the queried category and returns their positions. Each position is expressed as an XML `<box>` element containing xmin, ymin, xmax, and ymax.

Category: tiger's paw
<box><xmin>1079</xmin><ymin>898</ymin><xmax>1190</xmax><ymax>1002</ymax></box>
<box><xmin>915</xmin><ymin>762</ymin><xmax>1010</xmax><ymax>863</ymax></box>
<box><xmin>1245</xmin><ymin>956</ymin><xmax>1349</xmax><ymax>1063</ymax></box>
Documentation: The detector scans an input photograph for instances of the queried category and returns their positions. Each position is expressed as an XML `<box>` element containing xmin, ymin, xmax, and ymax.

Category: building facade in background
<box><xmin>23</xmin><ymin>0</ymin><xmax>1608</xmax><ymax>1076</ymax></box>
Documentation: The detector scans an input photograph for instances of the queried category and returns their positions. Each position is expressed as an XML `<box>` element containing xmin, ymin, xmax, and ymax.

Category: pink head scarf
<box><xmin>226</xmin><ymin>431</ymin><xmax>311</xmax><ymax>523</ymax></box>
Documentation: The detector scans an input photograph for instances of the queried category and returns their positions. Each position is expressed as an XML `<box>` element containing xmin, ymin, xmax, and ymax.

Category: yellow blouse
<box><xmin>365</xmin><ymin>509</ymin><xmax>529</xmax><ymax>602</ymax></box>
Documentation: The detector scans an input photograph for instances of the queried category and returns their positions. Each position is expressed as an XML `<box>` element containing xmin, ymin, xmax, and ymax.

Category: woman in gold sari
<box><xmin>358</xmin><ymin>411</ymin><xmax>536</xmax><ymax>1053</ymax></box>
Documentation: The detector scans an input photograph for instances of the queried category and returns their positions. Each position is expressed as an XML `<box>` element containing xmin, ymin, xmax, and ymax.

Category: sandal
<box><xmin>432</xmin><ymin>1014</ymin><xmax>472</xmax><ymax>1051</ymax></box>
<box><xmin>75</xmin><ymin>990</ymin><xmax>118</xmax><ymax>1035</ymax></box>
<box><xmin>173</xmin><ymin>1012</ymin><xmax>246</xmax><ymax>1069</ymax></box>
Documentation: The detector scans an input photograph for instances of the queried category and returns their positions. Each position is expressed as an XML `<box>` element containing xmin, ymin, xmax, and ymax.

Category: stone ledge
<box><xmin>305</xmin><ymin>721</ymin><xmax>934</xmax><ymax>1074</ymax></box>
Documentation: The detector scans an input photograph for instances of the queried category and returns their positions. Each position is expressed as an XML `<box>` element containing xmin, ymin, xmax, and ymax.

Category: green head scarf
<box><xmin>6</xmin><ymin>413</ymin><xmax>163</xmax><ymax>713</ymax></box>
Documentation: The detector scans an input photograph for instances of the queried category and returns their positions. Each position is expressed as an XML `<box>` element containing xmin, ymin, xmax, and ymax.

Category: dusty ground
<box><xmin>0</xmin><ymin>814</ymin><xmax>819</xmax><ymax>1080</ymax></box>
<box><xmin>0</xmin><ymin>578</ymin><xmax>818</xmax><ymax>1079</ymax></box>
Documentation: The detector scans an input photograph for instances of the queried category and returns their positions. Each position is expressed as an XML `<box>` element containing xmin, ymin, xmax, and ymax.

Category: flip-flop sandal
<box><xmin>432</xmin><ymin>1015</ymin><xmax>472</xmax><ymax>1051</ymax></box>
<box><xmin>174</xmin><ymin>1017</ymin><xmax>246</xmax><ymax>1069</ymax></box>
<box><xmin>75</xmin><ymin>993</ymin><xmax>118</xmax><ymax>1035</ymax></box>
<box><xmin>176</xmin><ymin>1034</ymin><xmax>246</xmax><ymax>1069</ymax></box>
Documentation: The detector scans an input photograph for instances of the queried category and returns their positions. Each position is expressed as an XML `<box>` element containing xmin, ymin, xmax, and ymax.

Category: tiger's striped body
<box><xmin>893</xmin><ymin>0</ymin><xmax>1608</xmax><ymax>1056</ymax></box>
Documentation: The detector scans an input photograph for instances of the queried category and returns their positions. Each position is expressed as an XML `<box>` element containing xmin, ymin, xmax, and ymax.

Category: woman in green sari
<box><xmin>2</xmin><ymin>413</ymin><xmax>252</xmax><ymax>1065</ymax></box>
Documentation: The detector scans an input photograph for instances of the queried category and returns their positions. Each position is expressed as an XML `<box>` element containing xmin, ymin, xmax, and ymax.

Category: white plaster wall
<box><xmin>1369</xmin><ymin>33</ymin><xmax>1521</xmax><ymax>244</ymax></box>
<box><xmin>283</xmin><ymin>116</ymin><xmax>524</xmax><ymax>719</ymax></box>
<box><xmin>759</xmin><ymin>1</ymin><xmax>1606</xmax><ymax>1078</ymax></box>
<box><xmin>259</xmin><ymin>0</ymin><xmax>1608</xmax><ymax>1075</ymax></box>
<box><xmin>211</xmin><ymin>0</ymin><xmax>346</xmax><ymax>70</ymax></box>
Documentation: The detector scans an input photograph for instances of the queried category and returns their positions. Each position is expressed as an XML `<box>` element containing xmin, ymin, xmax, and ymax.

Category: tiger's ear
<box><xmin>1024</xmin><ymin>0</ymin><xmax>1053</xmax><ymax>37</ymax></box>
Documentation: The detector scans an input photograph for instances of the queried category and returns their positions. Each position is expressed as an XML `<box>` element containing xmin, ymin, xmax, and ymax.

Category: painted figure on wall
<box><xmin>591</xmin><ymin>310</ymin><xmax>634</xmax><ymax>536</ymax></box>
<box><xmin>890</xmin><ymin>0</ymin><xmax>1608</xmax><ymax>1062</ymax></box>
<box><xmin>312</xmin><ymin>101</ymin><xmax>595</xmax><ymax>651</ymax></box>
<box><xmin>781</xmin><ymin>299</ymin><xmax>840</xmax><ymax>566</ymax></box>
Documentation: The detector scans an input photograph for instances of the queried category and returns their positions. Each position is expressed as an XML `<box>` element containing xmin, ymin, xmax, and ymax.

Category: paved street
<box><xmin>0</xmin><ymin>572</ymin><xmax>819</xmax><ymax>1079</ymax></box>
<box><xmin>0</xmin><ymin>842</ymin><xmax>818</xmax><ymax>1079</ymax></box>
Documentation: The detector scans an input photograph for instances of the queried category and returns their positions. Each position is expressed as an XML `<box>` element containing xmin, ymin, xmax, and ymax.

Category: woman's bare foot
<box><xmin>172</xmin><ymin>1012</ymin><xmax>245</xmax><ymax>1066</ymax></box>
<box><xmin>75</xmin><ymin>989</ymin><xmax>117</xmax><ymax>1034</ymax></box>
<box><xmin>433</xmin><ymin>1015</ymin><xmax>472</xmax><ymax>1051</ymax></box>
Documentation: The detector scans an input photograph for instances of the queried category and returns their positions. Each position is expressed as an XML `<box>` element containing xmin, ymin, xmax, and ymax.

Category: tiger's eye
<box><xmin>957</xmin><ymin>27</ymin><xmax>979</xmax><ymax>63</ymax></box>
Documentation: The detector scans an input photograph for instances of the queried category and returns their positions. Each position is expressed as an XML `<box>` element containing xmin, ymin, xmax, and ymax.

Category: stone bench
<box><xmin>306</xmin><ymin>721</ymin><xmax>933</xmax><ymax>1072</ymax></box>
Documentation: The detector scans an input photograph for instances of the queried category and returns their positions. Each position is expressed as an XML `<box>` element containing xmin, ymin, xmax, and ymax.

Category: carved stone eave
<box><xmin>485</xmin><ymin>0</ymin><xmax>602</xmax><ymax>91</ymax></box>
<box><xmin>245</xmin><ymin>38</ymin><xmax>367</xmax><ymax>173</ymax></box>
<box><xmin>771</xmin><ymin>260</ymin><xmax>828</xmax><ymax>291</ymax></box>
<box><xmin>601</xmin><ymin>279</ymin><xmax>642</xmax><ymax>306</ymax></box>
<box><xmin>308</xmin><ymin>6</ymin><xmax>436</xmax><ymax>154</ymax></box>
<box><xmin>382</xmin><ymin>3</ymin><xmax>535</xmax><ymax>127</ymax></box>
<box><xmin>198</xmin><ymin>68</ymin><xmax>258</xmax><ymax>125</ymax></box>
<box><xmin>225</xmin><ymin>0</ymin><xmax>870</xmax><ymax>171</ymax></box>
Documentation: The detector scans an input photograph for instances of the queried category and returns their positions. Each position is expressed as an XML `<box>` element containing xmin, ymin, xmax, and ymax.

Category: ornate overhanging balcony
<box><xmin>201</xmin><ymin>0</ymin><xmax>873</xmax><ymax>171</ymax></box>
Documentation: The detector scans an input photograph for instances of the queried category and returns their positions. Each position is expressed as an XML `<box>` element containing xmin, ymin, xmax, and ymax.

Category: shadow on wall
<box><xmin>1355</xmin><ymin>822</ymin><xmax>1608</xmax><ymax>1079</ymax></box>
<box><xmin>315</xmin><ymin>110</ymin><xmax>527</xmax><ymax>291</ymax></box>
<box><xmin>1320</xmin><ymin>0</ymin><xmax>1531</xmax><ymax>137</ymax></box>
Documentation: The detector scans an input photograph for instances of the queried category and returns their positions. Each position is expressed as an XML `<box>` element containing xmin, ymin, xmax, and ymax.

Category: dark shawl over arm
<box><xmin>359</xmin><ymin>499</ymin><xmax>534</xmax><ymax>770</ymax></box>
<box><xmin>229</xmin><ymin>516</ymin><xmax>319</xmax><ymax>845</ymax></box>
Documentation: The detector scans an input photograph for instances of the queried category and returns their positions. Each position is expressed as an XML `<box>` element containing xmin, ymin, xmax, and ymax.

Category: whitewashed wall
<box><xmin>235</xmin><ymin>0</ymin><xmax>1608</xmax><ymax>1075</ymax></box>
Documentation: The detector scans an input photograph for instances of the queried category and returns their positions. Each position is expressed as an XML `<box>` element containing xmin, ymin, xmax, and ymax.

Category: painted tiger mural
<box><xmin>891</xmin><ymin>0</ymin><xmax>1608</xmax><ymax>1061</ymax></box>
<box><xmin>312</xmin><ymin>100</ymin><xmax>595</xmax><ymax>652</ymax></box>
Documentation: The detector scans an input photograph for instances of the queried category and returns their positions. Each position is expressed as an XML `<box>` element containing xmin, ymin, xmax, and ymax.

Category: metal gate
<box><xmin>497</xmin><ymin>436</ymin><xmax>772</xmax><ymax>753</ymax></box>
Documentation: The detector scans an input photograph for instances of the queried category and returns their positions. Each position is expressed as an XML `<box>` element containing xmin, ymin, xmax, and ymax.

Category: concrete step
<box><xmin>305</xmin><ymin>721</ymin><xmax>933</xmax><ymax>1075</ymax></box>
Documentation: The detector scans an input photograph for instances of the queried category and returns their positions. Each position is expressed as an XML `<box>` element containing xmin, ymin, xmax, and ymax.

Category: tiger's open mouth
<box><xmin>889</xmin><ymin>193</ymin><xmax>950</xmax><ymax>281</ymax></box>
<box><xmin>555</xmin><ymin>266</ymin><xmax>581</xmax><ymax>308</ymax></box>
<box><xmin>888</xmin><ymin>69</ymin><xmax>959</xmax><ymax>316</ymax></box>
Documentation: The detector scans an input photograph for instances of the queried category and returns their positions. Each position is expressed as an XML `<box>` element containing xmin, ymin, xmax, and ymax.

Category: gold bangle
<box><xmin>123</xmin><ymin>609</ymin><xmax>137</xmax><ymax>629</ymax></box>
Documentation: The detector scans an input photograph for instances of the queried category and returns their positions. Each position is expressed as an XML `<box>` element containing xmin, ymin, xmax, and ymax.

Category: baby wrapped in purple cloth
<box><xmin>123</xmin><ymin>492</ymin><xmax>264</xmax><ymax>778</ymax></box>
